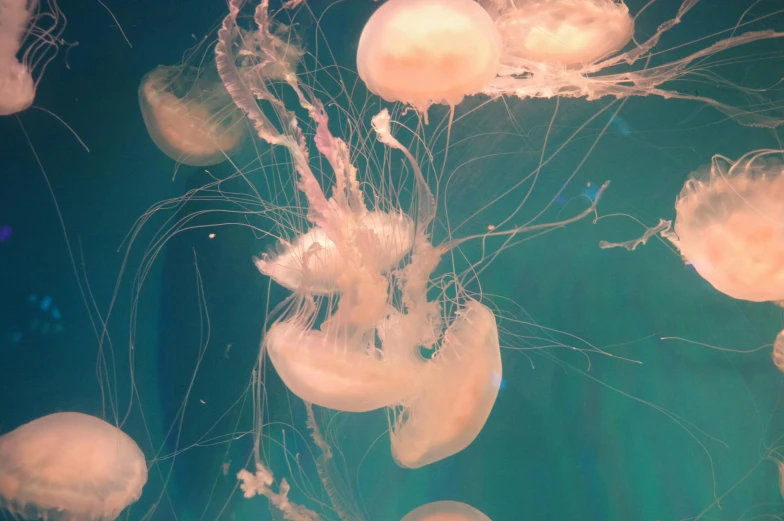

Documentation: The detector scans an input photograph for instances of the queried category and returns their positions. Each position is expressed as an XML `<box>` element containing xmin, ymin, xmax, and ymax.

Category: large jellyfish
<box><xmin>401</xmin><ymin>501</ymin><xmax>492</xmax><ymax>521</ymax></box>
<box><xmin>0</xmin><ymin>0</ymin><xmax>65</xmax><ymax>115</ymax></box>
<box><xmin>139</xmin><ymin>63</ymin><xmax>246</xmax><ymax>167</ymax></box>
<box><xmin>0</xmin><ymin>412</ymin><xmax>148</xmax><ymax>521</ymax></box>
<box><xmin>356</xmin><ymin>0</ymin><xmax>502</xmax><ymax>112</ymax></box>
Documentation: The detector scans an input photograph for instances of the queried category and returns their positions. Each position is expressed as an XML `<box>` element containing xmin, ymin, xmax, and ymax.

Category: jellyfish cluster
<box><xmin>3</xmin><ymin>0</ymin><xmax>784</xmax><ymax>520</ymax></box>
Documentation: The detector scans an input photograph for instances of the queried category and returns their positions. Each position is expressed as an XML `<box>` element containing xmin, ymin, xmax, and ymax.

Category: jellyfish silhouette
<box><xmin>0</xmin><ymin>412</ymin><xmax>148</xmax><ymax>521</ymax></box>
<box><xmin>401</xmin><ymin>501</ymin><xmax>492</xmax><ymax>521</ymax></box>
<box><xmin>0</xmin><ymin>0</ymin><xmax>65</xmax><ymax>115</ymax></box>
<box><xmin>139</xmin><ymin>62</ymin><xmax>245</xmax><ymax>167</ymax></box>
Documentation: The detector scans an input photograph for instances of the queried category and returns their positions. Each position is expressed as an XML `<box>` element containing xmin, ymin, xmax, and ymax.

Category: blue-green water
<box><xmin>1</xmin><ymin>1</ymin><xmax>783</xmax><ymax>520</ymax></box>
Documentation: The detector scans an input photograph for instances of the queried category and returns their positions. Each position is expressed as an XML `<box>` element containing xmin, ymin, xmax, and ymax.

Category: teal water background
<box><xmin>1</xmin><ymin>1</ymin><xmax>784</xmax><ymax>520</ymax></box>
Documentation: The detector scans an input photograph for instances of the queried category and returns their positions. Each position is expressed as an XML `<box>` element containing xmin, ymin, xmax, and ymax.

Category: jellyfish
<box><xmin>773</xmin><ymin>330</ymin><xmax>784</xmax><ymax>373</ymax></box>
<box><xmin>356</xmin><ymin>0</ymin><xmax>502</xmax><ymax>113</ymax></box>
<box><xmin>401</xmin><ymin>501</ymin><xmax>492</xmax><ymax>521</ymax></box>
<box><xmin>669</xmin><ymin>150</ymin><xmax>784</xmax><ymax>303</ymax></box>
<box><xmin>601</xmin><ymin>150</ymin><xmax>784</xmax><ymax>369</ymax></box>
<box><xmin>389</xmin><ymin>299</ymin><xmax>502</xmax><ymax>469</ymax></box>
<box><xmin>0</xmin><ymin>0</ymin><xmax>65</xmax><ymax>115</ymax></box>
<box><xmin>139</xmin><ymin>63</ymin><xmax>245</xmax><ymax>167</ymax></box>
<box><xmin>0</xmin><ymin>412</ymin><xmax>148</xmax><ymax>521</ymax></box>
<box><xmin>478</xmin><ymin>0</ymin><xmax>784</xmax><ymax>127</ymax></box>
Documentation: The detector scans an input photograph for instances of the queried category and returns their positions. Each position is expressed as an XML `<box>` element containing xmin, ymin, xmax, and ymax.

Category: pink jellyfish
<box><xmin>0</xmin><ymin>412</ymin><xmax>148</xmax><ymax>521</ymax></box>
<box><xmin>389</xmin><ymin>300</ymin><xmax>502</xmax><ymax>469</ymax></box>
<box><xmin>670</xmin><ymin>150</ymin><xmax>784</xmax><ymax>303</ymax></box>
<box><xmin>356</xmin><ymin>0</ymin><xmax>502</xmax><ymax>113</ymax></box>
<box><xmin>772</xmin><ymin>330</ymin><xmax>784</xmax><ymax>373</ymax></box>
<box><xmin>601</xmin><ymin>150</ymin><xmax>784</xmax><ymax>302</ymax></box>
<box><xmin>601</xmin><ymin>150</ymin><xmax>784</xmax><ymax>369</ymax></box>
<box><xmin>0</xmin><ymin>0</ymin><xmax>65</xmax><ymax>115</ymax></box>
<box><xmin>401</xmin><ymin>501</ymin><xmax>492</xmax><ymax>521</ymax></box>
<box><xmin>139</xmin><ymin>64</ymin><xmax>245</xmax><ymax>167</ymax></box>
<box><xmin>480</xmin><ymin>0</ymin><xmax>784</xmax><ymax>127</ymax></box>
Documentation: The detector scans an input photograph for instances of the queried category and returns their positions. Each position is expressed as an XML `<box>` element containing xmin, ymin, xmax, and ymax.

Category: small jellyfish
<box><xmin>671</xmin><ymin>150</ymin><xmax>784</xmax><ymax>303</ymax></box>
<box><xmin>139</xmin><ymin>63</ymin><xmax>245</xmax><ymax>166</ymax></box>
<box><xmin>0</xmin><ymin>412</ymin><xmax>148</xmax><ymax>521</ymax></box>
<box><xmin>773</xmin><ymin>330</ymin><xmax>784</xmax><ymax>373</ymax></box>
<box><xmin>401</xmin><ymin>501</ymin><xmax>492</xmax><ymax>521</ymax></box>
<box><xmin>390</xmin><ymin>300</ymin><xmax>502</xmax><ymax>469</ymax></box>
<box><xmin>356</xmin><ymin>0</ymin><xmax>502</xmax><ymax>112</ymax></box>
<box><xmin>0</xmin><ymin>0</ymin><xmax>65</xmax><ymax>115</ymax></box>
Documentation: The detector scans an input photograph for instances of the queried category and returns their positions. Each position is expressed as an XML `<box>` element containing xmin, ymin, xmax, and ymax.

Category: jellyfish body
<box><xmin>391</xmin><ymin>300</ymin><xmax>502</xmax><ymax>468</ymax></box>
<box><xmin>672</xmin><ymin>150</ymin><xmax>784</xmax><ymax>303</ymax></box>
<box><xmin>401</xmin><ymin>500</ymin><xmax>492</xmax><ymax>521</ymax></box>
<box><xmin>494</xmin><ymin>0</ymin><xmax>634</xmax><ymax>68</ymax></box>
<box><xmin>356</xmin><ymin>0</ymin><xmax>502</xmax><ymax>111</ymax></box>
<box><xmin>0</xmin><ymin>412</ymin><xmax>148</xmax><ymax>521</ymax></box>
<box><xmin>255</xmin><ymin>210</ymin><xmax>415</xmax><ymax>295</ymax></box>
<box><xmin>0</xmin><ymin>0</ymin><xmax>64</xmax><ymax>115</ymax></box>
<box><xmin>139</xmin><ymin>64</ymin><xmax>244</xmax><ymax>166</ymax></box>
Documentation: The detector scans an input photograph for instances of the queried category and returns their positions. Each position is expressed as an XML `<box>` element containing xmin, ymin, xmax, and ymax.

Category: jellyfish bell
<box><xmin>672</xmin><ymin>150</ymin><xmax>784</xmax><ymax>303</ymax></box>
<box><xmin>0</xmin><ymin>412</ymin><xmax>147</xmax><ymax>521</ymax></box>
<box><xmin>356</xmin><ymin>0</ymin><xmax>502</xmax><ymax>112</ymax></box>
<box><xmin>0</xmin><ymin>0</ymin><xmax>65</xmax><ymax>115</ymax></box>
<box><xmin>390</xmin><ymin>299</ymin><xmax>502</xmax><ymax>469</ymax></box>
<box><xmin>401</xmin><ymin>500</ymin><xmax>492</xmax><ymax>521</ymax></box>
<box><xmin>493</xmin><ymin>0</ymin><xmax>634</xmax><ymax>68</ymax></box>
<box><xmin>255</xmin><ymin>210</ymin><xmax>415</xmax><ymax>295</ymax></box>
<box><xmin>139</xmin><ymin>63</ymin><xmax>245</xmax><ymax>167</ymax></box>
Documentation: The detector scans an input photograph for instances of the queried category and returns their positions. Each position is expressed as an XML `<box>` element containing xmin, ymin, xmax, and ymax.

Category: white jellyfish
<box><xmin>0</xmin><ymin>412</ymin><xmax>147</xmax><ymax>521</ymax></box>
<box><xmin>0</xmin><ymin>0</ymin><xmax>65</xmax><ymax>115</ymax></box>
<box><xmin>356</xmin><ymin>0</ymin><xmax>502</xmax><ymax>112</ymax></box>
<box><xmin>401</xmin><ymin>501</ymin><xmax>492</xmax><ymax>521</ymax></box>
<box><xmin>139</xmin><ymin>63</ymin><xmax>246</xmax><ymax>167</ymax></box>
